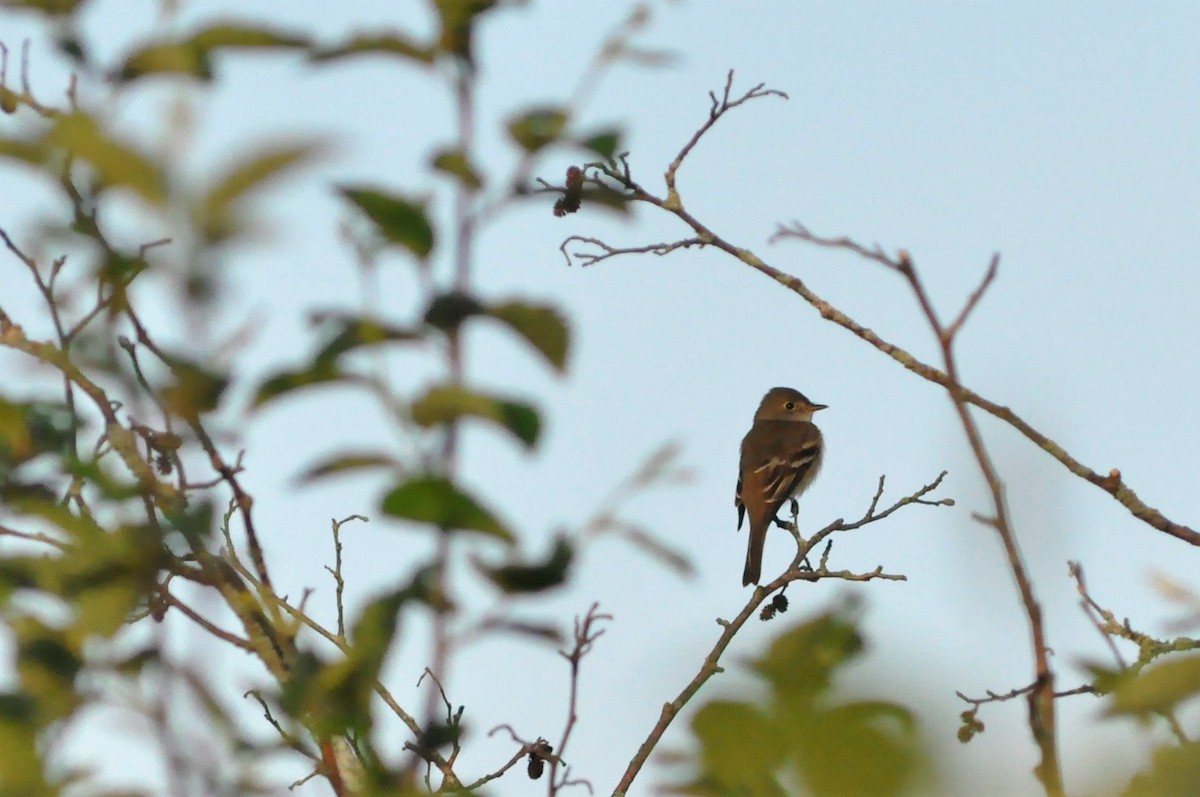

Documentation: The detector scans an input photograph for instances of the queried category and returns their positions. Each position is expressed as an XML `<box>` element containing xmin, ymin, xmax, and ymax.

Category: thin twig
<box><xmin>551</xmin><ymin>604</ymin><xmax>609</xmax><ymax>796</ymax></box>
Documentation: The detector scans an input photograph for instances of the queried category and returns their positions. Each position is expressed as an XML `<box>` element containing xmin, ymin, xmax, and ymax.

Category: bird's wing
<box><xmin>735</xmin><ymin>472</ymin><xmax>746</xmax><ymax>530</ymax></box>
<box><xmin>747</xmin><ymin>432</ymin><xmax>822</xmax><ymax>517</ymax></box>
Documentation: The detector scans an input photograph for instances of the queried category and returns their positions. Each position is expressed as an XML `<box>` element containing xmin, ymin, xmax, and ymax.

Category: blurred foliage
<box><xmin>672</xmin><ymin>609</ymin><xmax>926</xmax><ymax>797</ymax></box>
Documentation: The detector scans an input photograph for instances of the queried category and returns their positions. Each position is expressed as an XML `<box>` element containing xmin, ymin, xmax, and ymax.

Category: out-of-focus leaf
<box><xmin>201</xmin><ymin>141</ymin><xmax>323</xmax><ymax>230</ymax></box>
<box><xmin>159</xmin><ymin>360</ymin><xmax>229</xmax><ymax>419</ymax></box>
<box><xmin>188</xmin><ymin>24</ymin><xmax>310</xmax><ymax>51</ymax></box>
<box><xmin>338</xmin><ymin>186</ymin><xmax>434</xmax><ymax>259</ymax></box>
<box><xmin>1124</xmin><ymin>742</ymin><xmax>1200</xmax><ymax>797</ymax></box>
<box><xmin>506</xmin><ymin>107</ymin><xmax>567</xmax><ymax>153</ymax></box>
<box><xmin>0</xmin><ymin>400</ymin><xmax>75</xmax><ymax>469</ymax></box>
<box><xmin>486</xmin><ymin>301</ymin><xmax>569</xmax><ymax>372</ymax></box>
<box><xmin>0</xmin><ymin>138</ymin><xmax>48</xmax><ymax>166</ymax></box>
<box><xmin>115</xmin><ymin>42</ymin><xmax>212</xmax><ymax>82</ymax></box>
<box><xmin>477</xmin><ymin>619</ymin><xmax>562</xmax><ymax>643</ymax></box>
<box><xmin>0</xmin><ymin>692</ymin><xmax>48</xmax><ymax>793</ymax></box>
<box><xmin>591</xmin><ymin>520</ymin><xmax>693</xmax><ymax>577</ymax></box>
<box><xmin>792</xmin><ymin>700</ymin><xmax>919</xmax><ymax>797</ymax></box>
<box><xmin>431</xmin><ymin>148</ymin><xmax>483</xmax><ymax>189</ymax></box>
<box><xmin>689</xmin><ymin>701</ymin><xmax>787</xmax><ymax>795</ymax></box>
<box><xmin>433</xmin><ymin>0</ymin><xmax>496</xmax><ymax>63</ymax></box>
<box><xmin>423</xmin><ymin>291</ymin><xmax>484</xmax><ymax>332</ymax></box>
<box><xmin>1108</xmin><ymin>654</ymin><xmax>1200</xmax><ymax>716</ymax></box>
<box><xmin>46</xmin><ymin>114</ymin><xmax>166</xmax><ymax>206</ymax></box>
<box><xmin>310</xmin><ymin>32</ymin><xmax>434</xmax><ymax>64</ymax></box>
<box><xmin>0</xmin><ymin>0</ymin><xmax>83</xmax><ymax>16</ymax></box>
<box><xmin>253</xmin><ymin>360</ymin><xmax>349</xmax><ymax>409</ymax></box>
<box><xmin>311</xmin><ymin>312</ymin><xmax>422</xmax><ymax>362</ymax></box>
<box><xmin>476</xmin><ymin>536</ymin><xmax>572</xmax><ymax>593</ymax></box>
<box><xmin>296</xmin><ymin>451</ymin><xmax>399</xmax><ymax>484</ymax></box>
<box><xmin>602</xmin><ymin>42</ymin><xmax>679</xmax><ymax>67</ymax></box>
<box><xmin>14</xmin><ymin>620</ymin><xmax>82</xmax><ymax>724</ymax></box>
<box><xmin>381</xmin><ymin>476</ymin><xmax>513</xmax><ymax>543</ymax></box>
<box><xmin>676</xmin><ymin>609</ymin><xmax>922</xmax><ymax>797</ymax></box>
<box><xmin>411</xmin><ymin>385</ymin><xmax>540</xmax><ymax>449</ymax></box>
<box><xmin>754</xmin><ymin>611</ymin><xmax>863</xmax><ymax>708</ymax></box>
<box><xmin>579</xmin><ymin>128</ymin><xmax>621</xmax><ymax>159</ymax></box>
<box><xmin>115</xmin><ymin>25</ymin><xmax>309</xmax><ymax>83</ymax></box>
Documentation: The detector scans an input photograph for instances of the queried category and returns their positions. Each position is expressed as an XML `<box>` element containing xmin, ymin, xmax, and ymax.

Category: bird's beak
<box><xmin>811</xmin><ymin>404</ymin><xmax>829</xmax><ymax>412</ymax></box>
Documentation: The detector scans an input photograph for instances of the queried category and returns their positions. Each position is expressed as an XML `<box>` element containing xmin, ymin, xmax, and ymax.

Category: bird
<box><xmin>735</xmin><ymin>387</ymin><xmax>827</xmax><ymax>586</ymax></box>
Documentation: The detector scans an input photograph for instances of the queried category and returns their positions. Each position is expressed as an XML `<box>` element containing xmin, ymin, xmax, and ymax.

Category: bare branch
<box><xmin>664</xmin><ymin>70</ymin><xmax>787</xmax><ymax>206</ymax></box>
<box><xmin>560</xmin><ymin>234</ymin><xmax>706</xmax><ymax>268</ymax></box>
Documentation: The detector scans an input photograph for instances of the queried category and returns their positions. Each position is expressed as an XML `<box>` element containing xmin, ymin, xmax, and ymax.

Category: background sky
<box><xmin>2</xmin><ymin>1</ymin><xmax>1200</xmax><ymax>796</ymax></box>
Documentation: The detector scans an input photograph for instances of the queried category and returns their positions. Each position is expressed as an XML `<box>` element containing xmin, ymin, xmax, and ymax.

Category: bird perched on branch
<box><xmin>736</xmin><ymin>387</ymin><xmax>826</xmax><ymax>586</ymax></box>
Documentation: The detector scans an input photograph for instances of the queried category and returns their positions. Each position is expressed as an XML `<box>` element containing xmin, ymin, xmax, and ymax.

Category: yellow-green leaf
<box><xmin>506</xmin><ymin>107</ymin><xmax>567</xmax><ymax>153</ymax></box>
<box><xmin>338</xmin><ymin>186</ymin><xmax>434</xmax><ymax>259</ymax></box>
<box><xmin>253</xmin><ymin>360</ymin><xmax>348</xmax><ymax>409</ymax></box>
<box><xmin>431</xmin><ymin>147</ymin><xmax>483</xmax><ymax>189</ymax></box>
<box><xmin>201</xmin><ymin>141</ymin><xmax>323</xmax><ymax>224</ymax></box>
<box><xmin>296</xmin><ymin>451</ymin><xmax>399</xmax><ymax>484</ymax></box>
<box><xmin>486</xmin><ymin>301</ymin><xmax>570</xmax><ymax>372</ymax></box>
<box><xmin>115</xmin><ymin>42</ymin><xmax>212</xmax><ymax>82</ymax></box>
<box><xmin>188</xmin><ymin>24</ymin><xmax>310</xmax><ymax>51</ymax></box>
<box><xmin>1109</xmin><ymin>654</ymin><xmax>1200</xmax><ymax>716</ymax></box>
<box><xmin>411</xmin><ymin>385</ymin><xmax>540</xmax><ymax>449</ymax></box>
<box><xmin>46</xmin><ymin>113</ymin><xmax>167</xmax><ymax>206</ymax></box>
<box><xmin>311</xmin><ymin>312</ymin><xmax>422</xmax><ymax>362</ymax></box>
<box><xmin>310</xmin><ymin>32</ymin><xmax>434</xmax><ymax>64</ymax></box>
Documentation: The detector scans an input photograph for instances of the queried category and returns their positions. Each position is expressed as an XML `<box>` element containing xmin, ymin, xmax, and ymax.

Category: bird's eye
<box><xmin>784</xmin><ymin>401</ymin><xmax>795</xmax><ymax>410</ymax></box>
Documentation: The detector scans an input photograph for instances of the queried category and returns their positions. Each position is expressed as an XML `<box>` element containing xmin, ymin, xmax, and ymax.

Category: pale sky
<box><xmin>2</xmin><ymin>2</ymin><xmax>1199</xmax><ymax>796</ymax></box>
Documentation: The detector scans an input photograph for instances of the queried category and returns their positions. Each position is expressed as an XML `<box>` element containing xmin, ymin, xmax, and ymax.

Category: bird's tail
<box><xmin>742</xmin><ymin>523</ymin><xmax>766</xmax><ymax>586</ymax></box>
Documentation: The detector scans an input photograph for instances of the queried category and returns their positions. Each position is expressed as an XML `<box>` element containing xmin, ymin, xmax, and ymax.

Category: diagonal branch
<box><xmin>613</xmin><ymin>473</ymin><xmax>946</xmax><ymax>795</ymax></box>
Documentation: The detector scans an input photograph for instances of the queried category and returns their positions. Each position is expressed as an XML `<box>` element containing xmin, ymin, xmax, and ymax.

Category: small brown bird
<box><xmin>736</xmin><ymin>387</ymin><xmax>826</xmax><ymax>586</ymax></box>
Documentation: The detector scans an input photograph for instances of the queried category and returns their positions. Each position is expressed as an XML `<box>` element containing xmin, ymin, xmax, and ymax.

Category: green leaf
<box><xmin>0</xmin><ymin>692</ymin><xmax>48</xmax><ymax>793</ymax></box>
<box><xmin>690</xmin><ymin>701</ymin><xmax>787</xmax><ymax>795</ymax></box>
<box><xmin>296</xmin><ymin>451</ymin><xmax>399</xmax><ymax>484</ymax></box>
<box><xmin>338</xmin><ymin>186</ymin><xmax>434</xmax><ymax>259</ymax></box>
<box><xmin>1124</xmin><ymin>742</ymin><xmax>1200</xmax><ymax>797</ymax></box>
<box><xmin>0</xmin><ymin>137</ymin><xmax>48</xmax><ymax>167</ymax></box>
<box><xmin>579</xmin><ymin>128</ymin><xmax>621</xmax><ymax>159</ymax></box>
<box><xmin>253</xmin><ymin>359</ymin><xmax>348</xmax><ymax>409</ymax></box>
<box><xmin>411</xmin><ymin>385</ymin><xmax>540</xmax><ymax>449</ymax></box>
<box><xmin>201</xmin><ymin>141</ymin><xmax>323</xmax><ymax>228</ymax></box>
<box><xmin>311</xmin><ymin>312</ymin><xmax>422</xmax><ymax>362</ymax></box>
<box><xmin>431</xmin><ymin>147</ymin><xmax>483</xmax><ymax>189</ymax></box>
<box><xmin>754</xmin><ymin>612</ymin><xmax>863</xmax><ymax>709</ymax></box>
<box><xmin>115</xmin><ymin>25</ymin><xmax>309</xmax><ymax>83</ymax></box>
<box><xmin>433</xmin><ymin>0</ymin><xmax>497</xmax><ymax>62</ymax></box>
<box><xmin>159</xmin><ymin>360</ymin><xmax>230</xmax><ymax>419</ymax></box>
<box><xmin>188</xmin><ymin>24</ymin><xmax>310</xmax><ymax>51</ymax></box>
<box><xmin>0</xmin><ymin>0</ymin><xmax>83</xmax><ymax>15</ymax></box>
<box><xmin>478</xmin><ymin>536</ymin><xmax>572</xmax><ymax>593</ymax></box>
<box><xmin>381</xmin><ymin>476</ymin><xmax>513</xmax><ymax>542</ymax></box>
<box><xmin>506</xmin><ymin>107</ymin><xmax>567</xmax><ymax>153</ymax></box>
<box><xmin>310</xmin><ymin>32</ymin><xmax>434</xmax><ymax>64</ymax></box>
<box><xmin>115</xmin><ymin>41</ymin><xmax>212</xmax><ymax>82</ymax></box>
<box><xmin>486</xmin><ymin>301</ymin><xmax>570</xmax><ymax>372</ymax></box>
<box><xmin>1108</xmin><ymin>654</ymin><xmax>1200</xmax><ymax>716</ymax></box>
<box><xmin>423</xmin><ymin>291</ymin><xmax>484</xmax><ymax>332</ymax></box>
<box><xmin>46</xmin><ymin>113</ymin><xmax>167</xmax><ymax>206</ymax></box>
<box><xmin>0</xmin><ymin>400</ymin><xmax>75</xmax><ymax>468</ymax></box>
